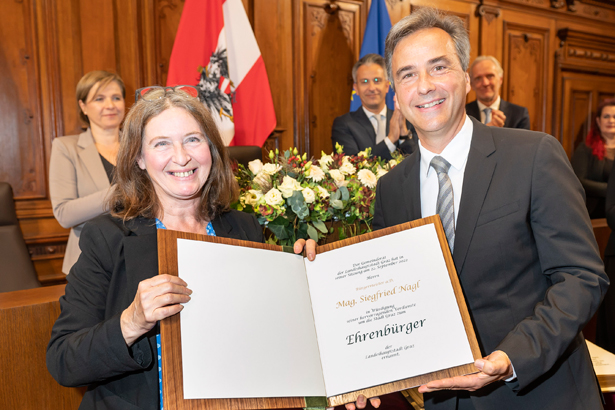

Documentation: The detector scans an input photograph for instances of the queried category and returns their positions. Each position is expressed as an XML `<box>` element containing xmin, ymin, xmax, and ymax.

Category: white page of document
<box><xmin>177</xmin><ymin>239</ymin><xmax>326</xmax><ymax>399</ymax></box>
<box><xmin>305</xmin><ymin>224</ymin><xmax>474</xmax><ymax>397</ymax></box>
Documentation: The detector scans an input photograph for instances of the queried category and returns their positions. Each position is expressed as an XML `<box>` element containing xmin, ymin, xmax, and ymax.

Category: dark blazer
<box><xmin>47</xmin><ymin>211</ymin><xmax>264</xmax><ymax>410</ymax></box>
<box><xmin>571</xmin><ymin>142</ymin><xmax>612</xmax><ymax>218</ymax></box>
<box><xmin>373</xmin><ymin>118</ymin><xmax>608</xmax><ymax>410</ymax></box>
<box><xmin>598</xmin><ymin>162</ymin><xmax>615</xmax><ymax>353</ymax></box>
<box><xmin>331</xmin><ymin>107</ymin><xmax>418</xmax><ymax>160</ymax></box>
<box><xmin>466</xmin><ymin>99</ymin><xmax>530</xmax><ymax>130</ymax></box>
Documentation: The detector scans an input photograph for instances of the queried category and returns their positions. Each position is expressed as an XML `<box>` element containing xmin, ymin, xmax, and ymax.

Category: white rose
<box><xmin>329</xmin><ymin>169</ymin><xmax>348</xmax><ymax>187</ymax></box>
<box><xmin>357</xmin><ymin>169</ymin><xmax>378</xmax><ymax>188</ymax></box>
<box><xmin>262</xmin><ymin>163</ymin><xmax>282</xmax><ymax>175</ymax></box>
<box><xmin>319</xmin><ymin>153</ymin><xmax>333</xmax><ymax>168</ymax></box>
<box><xmin>342</xmin><ymin>156</ymin><xmax>352</xmax><ymax>163</ymax></box>
<box><xmin>315</xmin><ymin>186</ymin><xmax>330</xmax><ymax>199</ymax></box>
<box><xmin>339</xmin><ymin>161</ymin><xmax>356</xmax><ymax>175</ymax></box>
<box><xmin>278</xmin><ymin>175</ymin><xmax>302</xmax><ymax>198</ymax></box>
<box><xmin>388</xmin><ymin>159</ymin><xmax>398</xmax><ymax>168</ymax></box>
<box><xmin>248</xmin><ymin>159</ymin><xmax>264</xmax><ymax>174</ymax></box>
<box><xmin>307</xmin><ymin>165</ymin><xmax>325</xmax><ymax>182</ymax></box>
<box><xmin>244</xmin><ymin>189</ymin><xmax>263</xmax><ymax>207</ymax></box>
<box><xmin>302</xmin><ymin>187</ymin><xmax>316</xmax><ymax>204</ymax></box>
<box><xmin>264</xmin><ymin>188</ymin><xmax>284</xmax><ymax>206</ymax></box>
<box><xmin>376</xmin><ymin>168</ymin><xmax>388</xmax><ymax>179</ymax></box>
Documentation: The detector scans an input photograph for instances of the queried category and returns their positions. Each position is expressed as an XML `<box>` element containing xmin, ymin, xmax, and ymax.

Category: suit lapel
<box><xmin>123</xmin><ymin>218</ymin><xmax>158</xmax><ymax>288</ymax></box>
<box><xmin>466</xmin><ymin>101</ymin><xmax>480</xmax><ymax>121</ymax></box>
<box><xmin>401</xmin><ymin>152</ymin><xmax>422</xmax><ymax>221</ymax></box>
<box><xmin>351</xmin><ymin>108</ymin><xmax>377</xmax><ymax>144</ymax></box>
<box><xmin>77</xmin><ymin>129</ymin><xmax>111</xmax><ymax>191</ymax></box>
<box><xmin>499</xmin><ymin>99</ymin><xmax>512</xmax><ymax>128</ymax></box>
<box><xmin>453</xmin><ymin>119</ymin><xmax>497</xmax><ymax>273</ymax></box>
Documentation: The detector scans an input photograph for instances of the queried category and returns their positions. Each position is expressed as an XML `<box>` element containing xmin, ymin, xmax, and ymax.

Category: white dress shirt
<box><xmin>419</xmin><ymin>115</ymin><xmax>473</xmax><ymax>227</ymax></box>
<box><xmin>477</xmin><ymin>96</ymin><xmax>501</xmax><ymax>124</ymax></box>
<box><xmin>362</xmin><ymin>106</ymin><xmax>397</xmax><ymax>153</ymax></box>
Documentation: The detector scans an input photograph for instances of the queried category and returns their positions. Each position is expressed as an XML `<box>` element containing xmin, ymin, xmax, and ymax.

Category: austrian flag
<box><xmin>167</xmin><ymin>0</ymin><xmax>276</xmax><ymax>147</ymax></box>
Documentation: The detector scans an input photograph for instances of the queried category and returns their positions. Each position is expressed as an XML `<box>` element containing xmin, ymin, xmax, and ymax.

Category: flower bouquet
<box><xmin>232</xmin><ymin>144</ymin><xmax>405</xmax><ymax>246</ymax></box>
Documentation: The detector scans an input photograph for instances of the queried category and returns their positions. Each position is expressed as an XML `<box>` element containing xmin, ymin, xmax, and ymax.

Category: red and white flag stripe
<box><xmin>167</xmin><ymin>0</ymin><xmax>276</xmax><ymax>147</ymax></box>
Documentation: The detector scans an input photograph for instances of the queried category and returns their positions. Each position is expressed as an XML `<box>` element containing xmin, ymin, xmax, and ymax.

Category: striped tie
<box><xmin>430</xmin><ymin>156</ymin><xmax>455</xmax><ymax>253</ymax></box>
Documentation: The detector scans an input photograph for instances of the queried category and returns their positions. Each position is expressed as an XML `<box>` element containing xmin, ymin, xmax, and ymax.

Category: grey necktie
<box><xmin>374</xmin><ymin>114</ymin><xmax>386</xmax><ymax>144</ymax></box>
<box><xmin>483</xmin><ymin>108</ymin><xmax>492</xmax><ymax>124</ymax></box>
<box><xmin>430</xmin><ymin>156</ymin><xmax>455</xmax><ymax>253</ymax></box>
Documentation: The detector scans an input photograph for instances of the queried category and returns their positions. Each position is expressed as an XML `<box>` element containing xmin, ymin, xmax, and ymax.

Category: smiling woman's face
<box><xmin>137</xmin><ymin>107</ymin><xmax>212</xmax><ymax>209</ymax></box>
<box><xmin>79</xmin><ymin>80</ymin><xmax>125</xmax><ymax>131</ymax></box>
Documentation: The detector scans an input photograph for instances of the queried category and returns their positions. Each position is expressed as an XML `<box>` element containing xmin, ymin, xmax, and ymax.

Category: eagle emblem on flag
<box><xmin>197</xmin><ymin>49</ymin><xmax>235</xmax><ymax>122</ymax></box>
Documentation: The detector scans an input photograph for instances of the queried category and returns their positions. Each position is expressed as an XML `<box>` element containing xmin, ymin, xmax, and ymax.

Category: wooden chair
<box><xmin>226</xmin><ymin>145</ymin><xmax>263</xmax><ymax>167</ymax></box>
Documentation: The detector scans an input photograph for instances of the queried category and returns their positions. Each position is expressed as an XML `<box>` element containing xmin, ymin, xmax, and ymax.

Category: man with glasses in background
<box><xmin>332</xmin><ymin>54</ymin><xmax>417</xmax><ymax>160</ymax></box>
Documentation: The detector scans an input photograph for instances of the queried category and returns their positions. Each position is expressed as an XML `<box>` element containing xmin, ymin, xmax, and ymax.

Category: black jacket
<box><xmin>331</xmin><ymin>107</ymin><xmax>418</xmax><ymax>160</ymax></box>
<box><xmin>47</xmin><ymin>211</ymin><xmax>263</xmax><ymax>409</ymax></box>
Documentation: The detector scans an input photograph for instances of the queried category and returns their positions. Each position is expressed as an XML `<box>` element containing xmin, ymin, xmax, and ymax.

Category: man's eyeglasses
<box><xmin>134</xmin><ymin>85</ymin><xmax>200</xmax><ymax>102</ymax></box>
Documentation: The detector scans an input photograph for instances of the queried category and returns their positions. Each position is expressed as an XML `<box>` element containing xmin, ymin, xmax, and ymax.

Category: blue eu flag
<box><xmin>349</xmin><ymin>0</ymin><xmax>394</xmax><ymax>112</ymax></box>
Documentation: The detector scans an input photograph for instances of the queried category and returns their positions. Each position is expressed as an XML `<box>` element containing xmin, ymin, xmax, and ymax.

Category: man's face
<box><xmin>391</xmin><ymin>28</ymin><xmax>470</xmax><ymax>142</ymax></box>
<box><xmin>469</xmin><ymin>60</ymin><xmax>503</xmax><ymax>105</ymax></box>
<box><xmin>353</xmin><ymin>63</ymin><xmax>388</xmax><ymax>113</ymax></box>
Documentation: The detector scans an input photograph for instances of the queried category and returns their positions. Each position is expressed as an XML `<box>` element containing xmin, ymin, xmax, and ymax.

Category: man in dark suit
<box><xmin>347</xmin><ymin>8</ymin><xmax>609</xmax><ymax>410</ymax></box>
<box><xmin>331</xmin><ymin>54</ymin><xmax>417</xmax><ymax>160</ymax></box>
<box><xmin>465</xmin><ymin>56</ymin><xmax>530</xmax><ymax>130</ymax></box>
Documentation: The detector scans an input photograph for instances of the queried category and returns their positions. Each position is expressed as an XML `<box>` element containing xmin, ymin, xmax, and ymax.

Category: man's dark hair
<box><xmin>352</xmin><ymin>53</ymin><xmax>387</xmax><ymax>83</ymax></box>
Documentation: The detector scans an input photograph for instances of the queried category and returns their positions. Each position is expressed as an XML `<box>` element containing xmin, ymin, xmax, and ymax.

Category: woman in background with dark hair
<box><xmin>49</xmin><ymin>70</ymin><xmax>126</xmax><ymax>274</ymax></box>
<box><xmin>571</xmin><ymin>98</ymin><xmax>615</xmax><ymax>218</ymax></box>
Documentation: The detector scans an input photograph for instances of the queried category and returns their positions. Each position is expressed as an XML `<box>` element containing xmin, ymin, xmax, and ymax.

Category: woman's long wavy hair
<box><xmin>108</xmin><ymin>88</ymin><xmax>238</xmax><ymax>222</ymax></box>
<box><xmin>586</xmin><ymin>98</ymin><xmax>615</xmax><ymax>161</ymax></box>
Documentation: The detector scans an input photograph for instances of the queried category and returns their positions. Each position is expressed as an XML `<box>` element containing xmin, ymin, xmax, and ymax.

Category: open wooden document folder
<box><xmin>158</xmin><ymin>215</ymin><xmax>481</xmax><ymax>410</ymax></box>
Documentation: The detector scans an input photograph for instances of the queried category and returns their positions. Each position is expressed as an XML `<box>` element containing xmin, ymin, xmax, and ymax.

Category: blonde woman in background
<box><xmin>49</xmin><ymin>71</ymin><xmax>125</xmax><ymax>274</ymax></box>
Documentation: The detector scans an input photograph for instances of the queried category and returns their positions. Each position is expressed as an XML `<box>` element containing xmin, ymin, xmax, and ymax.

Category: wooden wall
<box><xmin>1</xmin><ymin>0</ymin><xmax>615</xmax><ymax>283</ymax></box>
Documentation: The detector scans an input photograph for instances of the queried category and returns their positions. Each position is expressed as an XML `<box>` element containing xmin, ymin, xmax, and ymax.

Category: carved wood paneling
<box><xmin>154</xmin><ymin>0</ymin><xmax>184</xmax><ymax>87</ymax></box>
<box><xmin>504</xmin><ymin>24</ymin><xmax>549</xmax><ymax>132</ymax></box>
<box><xmin>0</xmin><ymin>0</ymin><xmax>46</xmax><ymax>200</ymax></box>
<box><xmin>294</xmin><ymin>0</ymin><xmax>365</xmax><ymax>158</ymax></box>
<box><xmin>570</xmin><ymin>90</ymin><xmax>592</xmax><ymax>150</ymax></box>
<box><xmin>253</xmin><ymin>0</ymin><xmax>295</xmax><ymax>150</ymax></box>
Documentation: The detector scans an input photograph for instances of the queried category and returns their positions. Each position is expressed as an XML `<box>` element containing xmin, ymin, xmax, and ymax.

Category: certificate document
<box><xmin>306</xmin><ymin>223</ymin><xmax>475</xmax><ymax>397</ymax></box>
<box><xmin>158</xmin><ymin>215</ymin><xmax>481</xmax><ymax>410</ymax></box>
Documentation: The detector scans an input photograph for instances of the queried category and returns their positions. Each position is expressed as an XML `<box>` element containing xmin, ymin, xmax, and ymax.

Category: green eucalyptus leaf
<box><xmin>331</xmin><ymin>199</ymin><xmax>344</xmax><ymax>210</ymax></box>
<box><xmin>307</xmin><ymin>224</ymin><xmax>319</xmax><ymax>241</ymax></box>
<box><xmin>340</xmin><ymin>186</ymin><xmax>350</xmax><ymax>201</ymax></box>
<box><xmin>312</xmin><ymin>220</ymin><xmax>328</xmax><ymax>233</ymax></box>
<box><xmin>287</xmin><ymin>191</ymin><xmax>305</xmax><ymax>208</ymax></box>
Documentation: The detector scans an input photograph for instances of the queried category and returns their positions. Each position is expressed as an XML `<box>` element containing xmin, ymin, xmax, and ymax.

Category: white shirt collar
<box><xmin>477</xmin><ymin>95</ymin><xmax>501</xmax><ymax>112</ymax></box>
<box><xmin>419</xmin><ymin>115</ymin><xmax>474</xmax><ymax>178</ymax></box>
<box><xmin>362</xmin><ymin>105</ymin><xmax>387</xmax><ymax>119</ymax></box>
